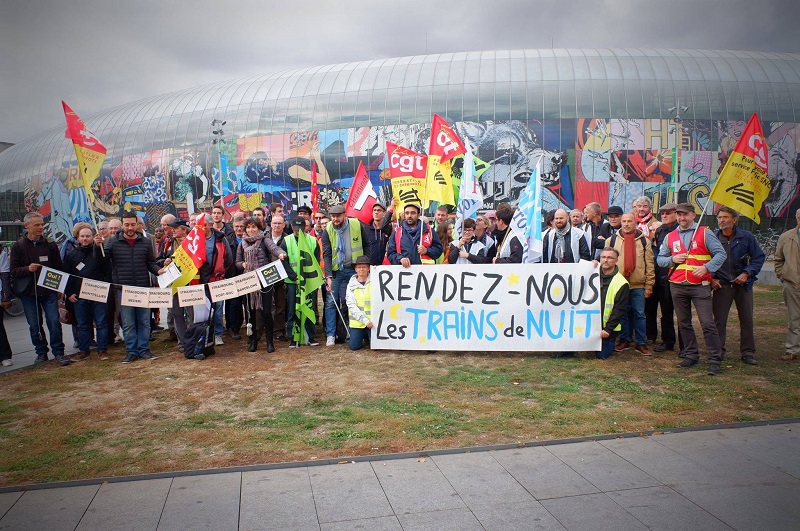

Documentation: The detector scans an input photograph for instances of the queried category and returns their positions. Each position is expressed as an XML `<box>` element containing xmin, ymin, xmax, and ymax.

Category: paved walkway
<box><xmin>1</xmin><ymin>421</ymin><xmax>798</xmax><ymax>530</ymax></box>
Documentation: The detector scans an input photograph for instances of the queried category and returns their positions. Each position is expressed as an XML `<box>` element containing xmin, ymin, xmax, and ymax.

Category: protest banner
<box><xmin>208</xmin><ymin>278</ymin><xmax>238</xmax><ymax>302</ymax></box>
<box><xmin>37</xmin><ymin>266</ymin><xmax>69</xmax><ymax>293</ymax></box>
<box><xmin>256</xmin><ymin>260</ymin><xmax>288</xmax><ymax>288</ymax></box>
<box><xmin>370</xmin><ymin>262</ymin><xmax>601</xmax><ymax>352</ymax></box>
<box><xmin>235</xmin><ymin>271</ymin><xmax>261</xmax><ymax>296</ymax></box>
<box><xmin>177</xmin><ymin>285</ymin><xmax>207</xmax><ymax>307</ymax></box>
<box><xmin>148</xmin><ymin>288</ymin><xmax>172</xmax><ymax>307</ymax></box>
<box><xmin>79</xmin><ymin>278</ymin><xmax>110</xmax><ymax>303</ymax></box>
<box><xmin>121</xmin><ymin>286</ymin><xmax>151</xmax><ymax>308</ymax></box>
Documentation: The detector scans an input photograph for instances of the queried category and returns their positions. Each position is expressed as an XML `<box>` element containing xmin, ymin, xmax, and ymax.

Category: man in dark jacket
<box><xmin>102</xmin><ymin>211</ymin><xmax>162</xmax><ymax>363</ymax></box>
<box><xmin>368</xmin><ymin>202</ymin><xmax>392</xmax><ymax>265</ymax></box>
<box><xmin>196</xmin><ymin>213</ymin><xmax>234</xmax><ymax>346</ymax></box>
<box><xmin>646</xmin><ymin>203</ymin><xmax>682</xmax><ymax>353</ymax></box>
<box><xmin>711</xmin><ymin>206</ymin><xmax>765</xmax><ymax>365</ymax></box>
<box><xmin>10</xmin><ymin>213</ymin><xmax>68</xmax><ymax>365</ymax></box>
<box><xmin>64</xmin><ymin>226</ymin><xmax>109</xmax><ymax>361</ymax></box>
<box><xmin>492</xmin><ymin>205</ymin><xmax>523</xmax><ymax>264</ymax></box>
<box><xmin>597</xmin><ymin>248</ymin><xmax>630</xmax><ymax>359</ymax></box>
<box><xmin>386</xmin><ymin>203</ymin><xmax>442</xmax><ymax>267</ymax></box>
<box><xmin>224</xmin><ymin>215</ymin><xmax>246</xmax><ymax>339</ymax></box>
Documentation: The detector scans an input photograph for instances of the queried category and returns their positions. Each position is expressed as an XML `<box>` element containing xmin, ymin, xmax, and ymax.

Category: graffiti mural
<box><xmin>21</xmin><ymin>118</ymin><xmax>800</xmax><ymax>243</ymax></box>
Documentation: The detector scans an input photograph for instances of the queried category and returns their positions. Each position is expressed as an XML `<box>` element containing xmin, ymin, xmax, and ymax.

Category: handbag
<box><xmin>10</xmin><ymin>275</ymin><xmax>33</xmax><ymax>298</ymax></box>
<box><xmin>59</xmin><ymin>299</ymin><xmax>75</xmax><ymax>325</ymax></box>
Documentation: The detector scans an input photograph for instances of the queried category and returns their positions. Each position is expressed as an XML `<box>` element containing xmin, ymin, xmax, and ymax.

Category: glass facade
<box><xmin>1</xmin><ymin>48</ymin><xmax>799</xmax><ymax>246</ymax></box>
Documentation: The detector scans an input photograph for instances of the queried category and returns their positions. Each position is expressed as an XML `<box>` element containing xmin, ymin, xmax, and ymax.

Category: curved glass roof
<box><xmin>2</xmin><ymin>48</ymin><xmax>799</xmax><ymax>187</ymax></box>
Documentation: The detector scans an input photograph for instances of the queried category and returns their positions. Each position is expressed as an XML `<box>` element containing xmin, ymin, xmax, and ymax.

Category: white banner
<box><xmin>37</xmin><ymin>266</ymin><xmax>69</xmax><ymax>293</ymax></box>
<box><xmin>256</xmin><ymin>260</ymin><xmax>288</xmax><ymax>288</ymax></box>
<box><xmin>121</xmin><ymin>286</ymin><xmax>151</xmax><ymax>308</ymax></box>
<box><xmin>235</xmin><ymin>271</ymin><xmax>261</xmax><ymax>296</ymax></box>
<box><xmin>208</xmin><ymin>278</ymin><xmax>238</xmax><ymax>302</ymax></box>
<box><xmin>370</xmin><ymin>262</ymin><xmax>602</xmax><ymax>352</ymax></box>
<box><xmin>177</xmin><ymin>284</ymin><xmax>206</xmax><ymax>307</ymax></box>
<box><xmin>79</xmin><ymin>278</ymin><xmax>110</xmax><ymax>303</ymax></box>
<box><xmin>148</xmin><ymin>288</ymin><xmax>172</xmax><ymax>307</ymax></box>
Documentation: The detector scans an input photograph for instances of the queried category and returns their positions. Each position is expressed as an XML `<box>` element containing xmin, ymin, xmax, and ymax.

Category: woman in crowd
<box><xmin>345</xmin><ymin>255</ymin><xmax>373</xmax><ymax>351</ymax></box>
<box><xmin>236</xmin><ymin>217</ymin><xmax>285</xmax><ymax>353</ymax></box>
<box><xmin>435</xmin><ymin>221</ymin><xmax>454</xmax><ymax>264</ymax></box>
<box><xmin>64</xmin><ymin>225</ymin><xmax>109</xmax><ymax>361</ymax></box>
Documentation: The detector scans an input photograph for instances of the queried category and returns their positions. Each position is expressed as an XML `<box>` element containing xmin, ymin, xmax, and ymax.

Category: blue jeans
<box><xmin>596</xmin><ymin>331</ymin><xmax>619</xmax><ymax>359</ymax></box>
<box><xmin>20</xmin><ymin>292</ymin><xmax>64</xmax><ymax>359</ymax></box>
<box><xmin>621</xmin><ymin>288</ymin><xmax>647</xmax><ymax>345</ymax></box>
<box><xmin>349</xmin><ymin>326</ymin><xmax>370</xmax><ymax>351</ymax></box>
<box><xmin>213</xmin><ymin>300</ymin><xmax>224</xmax><ymax>336</ymax></box>
<box><xmin>118</xmin><ymin>290</ymin><xmax>151</xmax><ymax>357</ymax></box>
<box><xmin>286</xmin><ymin>283</ymin><xmax>316</xmax><ymax>342</ymax></box>
<box><xmin>73</xmin><ymin>298</ymin><xmax>108</xmax><ymax>353</ymax></box>
<box><xmin>325</xmin><ymin>267</ymin><xmax>354</xmax><ymax>337</ymax></box>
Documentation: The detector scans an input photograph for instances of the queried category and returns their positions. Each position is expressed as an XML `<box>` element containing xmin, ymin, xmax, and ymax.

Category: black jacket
<box><xmin>224</xmin><ymin>232</ymin><xmax>243</xmax><ymax>278</ymax></box>
<box><xmin>10</xmin><ymin>236</ymin><xmax>63</xmax><ymax>297</ymax></box>
<box><xmin>64</xmin><ymin>244</ymin><xmax>108</xmax><ymax>298</ymax></box>
<box><xmin>198</xmin><ymin>228</ymin><xmax>234</xmax><ymax>284</ymax></box>
<box><xmin>368</xmin><ymin>216</ymin><xmax>392</xmax><ymax>265</ymax></box>
<box><xmin>102</xmin><ymin>231</ymin><xmax>161</xmax><ymax>288</ymax></box>
<box><xmin>600</xmin><ymin>267</ymin><xmax>630</xmax><ymax>334</ymax></box>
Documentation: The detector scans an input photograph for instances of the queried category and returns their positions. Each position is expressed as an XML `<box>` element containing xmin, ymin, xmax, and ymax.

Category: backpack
<box><xmin>183</xmin><ymin>306</ymin><xmax>215</xmax><ymax>360</ymax></box>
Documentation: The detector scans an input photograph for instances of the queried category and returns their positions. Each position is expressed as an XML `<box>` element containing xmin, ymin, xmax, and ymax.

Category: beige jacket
<box><xmin>775</xmin><ymin>227</ymin><xmax>800</xmax><ymax>288</ymax></box>
<box><xmin>606</xmin><ymin>229</ymin><xmax>655</xmax><ymax>290</ymax></box>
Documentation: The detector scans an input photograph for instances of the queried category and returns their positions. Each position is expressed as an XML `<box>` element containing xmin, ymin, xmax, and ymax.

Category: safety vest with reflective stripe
<box><xmin>603</xmin><ymin>272</ymin><xmax>628</xmax><ymax>331</ymax></box>
<box><xmin>326</xmin><ymin>218</ymin><xmax>364</xmax><ymax>271</ymax></box>
<box><xmin>667</xmin><ymin>227</ymin><xmax>712</xmax><ymax>284</ymax></box>
<box><xmin>349</xmin><ymin>280</ymin><xmax>371</xmax><ymax>329</ymax></box>
<box><xmin>284</xmin><ymin>234</ymin><xmax>318</xmax><ymax>285</ymax></box>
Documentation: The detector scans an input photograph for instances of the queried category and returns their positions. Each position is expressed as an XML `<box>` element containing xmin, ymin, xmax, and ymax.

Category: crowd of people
<box><xmin>2</xmin><ymin>196</ymin><xmax>798</xmax><ymax>377</ymax></box>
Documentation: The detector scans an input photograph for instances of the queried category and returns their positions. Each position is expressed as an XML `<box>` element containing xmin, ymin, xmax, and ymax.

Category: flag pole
<box><xmin>84</xmin><ymin>193</ymin><xmax>106</xmax><ymax>257</ymax></box>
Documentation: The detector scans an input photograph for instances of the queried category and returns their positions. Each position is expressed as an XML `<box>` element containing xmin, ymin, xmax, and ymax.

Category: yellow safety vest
<box><xmin>326</xmin><ymin>218</ymin><xmax>364</xmax><ymax>271</ymax></box>
<box><xmin>285</xmin><ymin>235</ymin><xmax>318</xmax><ymax>285</ymax></box>
<box><xmin>603</xmin><ymin>272</ymin><xmax>628</xmax><ymax>332</ymax></box>
<box><xmin>349</xmin><ymin>280</ymin><xmax>371</xmax><ymax>329</ymax></box>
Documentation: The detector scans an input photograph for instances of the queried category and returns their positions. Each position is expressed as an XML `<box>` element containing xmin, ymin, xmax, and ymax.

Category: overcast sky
<box><xmin>1</xmin><ymin>0</ymin><xmax>798</xmax><ymax>143</ymax></box>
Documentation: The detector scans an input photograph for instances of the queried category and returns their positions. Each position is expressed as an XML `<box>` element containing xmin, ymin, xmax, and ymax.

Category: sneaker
<box><xmin>678</xmin><ymin>358</ymin><xmax>698</xmax><ymax>368</ymax></box>
<box><xmin>654</xmin><ymin>343</ymin><xmax>674</xmax><ymax>353</ymax></box>
<box><xmin>34</xmin><ymin>354</ymin><xmax>48</xmax><ymax>365</ymax></box>
<box><xmin>326</xmin><ymin>336</ymin><xmax>336</xmax><ymax>347</ymax></box>
<box><xmin>140</xmin><ymin>352</ymin><xmax>159</xmax><ymax>360</ymax></box>
<box><xmin>71</xmin><ymin>352</ymin><xmax>90</xmax><ymax>362</ymax></box>
<box><xmin>122</xmin><ymin>353</ymin><xmax>137</xmax><ymax>364</ymax></box>
<box><xmin>55</xmin><ymin>355</ymin><xmax>71</xmax><ymax>367</ymax></box>
<box><xmin>289</xmin><ymin>341</ymin><xmax>299</xmax><ymax>348</ymax></box>
<box><xmin>707</xmin><ymin>364</ymin><xmax>721</xmax><ymax>376</ymax></box>
<box><xmin>98</xmin><ymin>351</ymin><xmax>109</xmax><ymax>361</ymax></box>
<box><xmin>634</xmin><ymin>345</ymin><xmax>653</xmax><ymax>356</ymax></box>
<box><xmin>1</xmin><ymin>359</ymin><xmax>12</xmax><ymax>367</ymax></box>
<box><xmin>215</xmin><ymin>336</ymin><xmax>224</xmax><ymax>346</ymax></box>
<box><xmin>614</xmin><ymin>340</ymin><xmax>630</xmax><ymax>352</ymax></box>
<box><xmin>306</xmin><ymin>340</ymin><xmax>320</xmax><ymax>347</ymax></box>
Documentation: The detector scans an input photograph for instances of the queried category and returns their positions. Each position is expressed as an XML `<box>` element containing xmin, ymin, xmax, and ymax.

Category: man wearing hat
<box><xmin>321</xmin><ymin>205</ymin><xmax>371</xmax><ymax>346</ymax></box>
<box><xmin>158</xmin><ymin>218</ymin><xmax>195</xmax><ymax>352</ymax></box>
<box><xmin>646</xmin><ymin>202</ymin><xmax>683</xmax><ymax>353</ymax></box>
<box><xmin>368</xmin><ymin>202</ymin><xmax>392</xmax><ymax>265</ymax></box>
<box><xmin>598</xmin><ymin>206</ymin><xmax>624</xmax><ymax>243</ymax></box>
<box><xmin>386</xmin><ymin>203</ymin><xmax>443</xmax><ymax>268</ymax></box>
<box><xmin>296</xmin><ymin>205</ymin><xmax>313</xmax><ymax>233</ymax></box>
<box><xmin>656</xmin><ymin>202</ymin><xmax>727</xmax><ymax>375</ymax></box>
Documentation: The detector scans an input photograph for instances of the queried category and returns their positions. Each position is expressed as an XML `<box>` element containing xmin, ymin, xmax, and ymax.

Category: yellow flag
<box><xmin>63</xmin><ymin>101</ymin><xmax>105</xmax><ymax>205</ymax></box>
<box><xmin>424</xmin><ymin>156</ymin><xmax>455</xmax><ymax>205</ymax></box>
<box><xmin>391</xmin><ymin>176</ymin><xmax>427</xmax><ymax>219</ymax></box>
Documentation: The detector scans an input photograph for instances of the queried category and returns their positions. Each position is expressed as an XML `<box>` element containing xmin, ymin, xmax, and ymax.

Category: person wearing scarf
<box><xmin>236</xmin><ymin>218</ymin><xmax>286</xmax><ymax>353</ymax></box>
<box><xmin>385</xmin><ymin>203</ymin><xmax>443</xmax><ymax>267</ymax></box>
<box><xmin>541</xmin><ymin>209</ymin><xmax>591</xmax><ymax>264</ymax></box>
<box><xmin>633</xmin><ymin>196</ymin><xmax>661</xmax><ymax>240</ymax></box>
<box><xmin>606</xmin><ymin>213</ymin><xmax>655</xmax><ymax>356</ymax></box>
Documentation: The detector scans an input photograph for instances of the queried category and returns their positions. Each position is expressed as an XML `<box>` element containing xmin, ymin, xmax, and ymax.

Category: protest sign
<box><xmin>235</xmin><ymin>271</ymin><xmax>261</xmax><ymax>296</ymax></box>
<box><xmin>148</xmin><ymin>288</ymin><xmax>172</xmax><ymax>307</ymax></box>
<box><xmin>256</xmin><ymin>260</ymin><xmax>287</xmax><ymax>288</ymax></box>
<box><xmin>370</xmin><ymin>262</ymin><xmax>601</xmax><ymax>352</ymax></box>
<box><xmin>177</xmin><ymin>284</ymin><xmax>206</xmax><ymax>307</ymax></box>
<box><xmin>79</xmin><ymin>278</ymin><xmax>110</xmax><ymax>303</ymax></box>
<box><xmin>208</xmin><ymin>278</ymin><xmax>238</xmax><ymax>302</ymax></box>
<box><xmin>37</xmin><ymin>266</ymin><xmax>69</xmax><ymax>293</ymax></box>
<box><xmin>121</xmin><ymin>286</ymin><xmax>151</xmax><ymax>308</ymax></box>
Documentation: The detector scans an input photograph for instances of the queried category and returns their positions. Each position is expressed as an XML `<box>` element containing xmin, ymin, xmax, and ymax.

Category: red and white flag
<box><xmin>345</xmin><ymin>162</ymin><xmax>378</xmax><ymax>224</ymax></box>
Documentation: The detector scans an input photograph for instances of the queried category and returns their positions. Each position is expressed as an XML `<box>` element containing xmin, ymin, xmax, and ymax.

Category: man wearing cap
<box><xmin>321</xmin><ymin>205</ymin><xmax>371</xmax><ymax>346</ymax></box>
<box><xmin>386</xmin><ymin>203</ymin><xmax>443</xmax><ymax>268</ymax></box>
<box><xmin>711</xmin><ymin>206</ymin><xmax>765</xmax><ymax>365</ymax></box>
<box><xmin>656</xmin><ymin>202</ymin><xmax>727</xmax><ymax>375</ymax></box>
<box><xmin>646</xmin><ymin>202</ymin><xmax>682</xmax><ymax>353</ymax></box>
<box><xmin>368</xmin><ymin>202</ymin><xmax>392</xmax><ymax>265</ymax></box>
<box><xmin>158</xmin><ymin>218</ymin><xmax>195</xmax><ymax>352</ymax></box>
<box><xmin>775</xmin><ymin>208</ymin><xmax>800</xmax><ymax>361</ymax></box>
<box><xmin>598</xmin><ymin>206</ymin><xmax>623</xmax><ymax>243</ymax></box>
<box><xmin>296</xmin><ymin>205</ymin><xmax>313</xmax><ymax>232</ymax></box>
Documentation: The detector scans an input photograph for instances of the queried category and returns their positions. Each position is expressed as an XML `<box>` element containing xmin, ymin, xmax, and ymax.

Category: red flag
<box><xmin>429</xmin><ymin>114</ymin><xmax>466</xmax><ymax>163</ymax></box>
<box><xmin>385</xmin><ymin>141</ymin><xmax>427</xmax><ymax>179</ymax></box>
<box><xmin>63</xmin><ymin>101</ymin><xmax>106</xmax><ymax>205</ymax></box>
<box><xmin>345</xmin><ymin>162</ymin><xmax>377</xmax><ymax>224</ymax></box>
<box><xmin>311</xmin><ymin>161</ymin><xmax>319</xmax><ymax>214</ymax></box>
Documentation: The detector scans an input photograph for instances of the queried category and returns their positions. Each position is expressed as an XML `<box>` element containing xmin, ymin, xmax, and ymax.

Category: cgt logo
<box><xmin>748</xmin><ymin>134</ymin><xmax>768</xmax><ymax>170</ymax></box>
<box><xmin>390</xmin><ymin>152</ymin><xmax>425</xmax><ymax>175</ymax></box>
<box><xmin>436</xmin><ymin>129</ymin><xmax>461</xmax><ymax>156</ymax></box>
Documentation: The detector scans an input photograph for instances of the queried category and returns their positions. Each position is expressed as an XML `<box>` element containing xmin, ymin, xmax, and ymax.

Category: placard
<box><xmin>37</xmin><ymin>266</ymin><xmax>69</xmax><ymax>293</ymax></box>
<box><xmin>177</xmin><ymin>284</ymin><xmax>206</xmax><ymax>307</ymax></box>
<box><xmin>121</xmin><ymin>286</ymin><xmax>151</xmax><ymax>308</ymax></box>
<box><xmin>79</xmin><ymin>278</ymin><xmax>110</xmax><ymax>303</ymax></box>
<box><xmin>208</xmin><ymin>278</ymin><xmax>238</xmax><ymax>302</ymax></box>
<box><xmin>256</xmin><ymin>260</ymin><xmax>288</xmax><ymax>288</ymax></box>
<box><xmin>148</xmin><ymin>288</ymin><xmax>172</xmax><ymax>307</ymax></box>
<box><xmin>370</xmin><ymin>262</ymin><xmax>602</xmax><ymax>352</ymax></box>
<box><xmin>235</xmin><ymin>271</ymin><xmax>261</xmax><ymax>296</ymax></box>
<box><xmin>157</xmin><ymin>262</ymin><xmax>182</xmax><ymax>288</ymax></box>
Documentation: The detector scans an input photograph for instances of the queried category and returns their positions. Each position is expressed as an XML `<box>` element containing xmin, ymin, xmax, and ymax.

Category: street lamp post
<box><xmin>667</xmin><ymin>101</ymin><xmax>688</xmax><ymax>203</ymax></box>
<box><xmin>211</xmin><ymin>119</ymin><xmax>226</xmax><ymax>207</ymax></box>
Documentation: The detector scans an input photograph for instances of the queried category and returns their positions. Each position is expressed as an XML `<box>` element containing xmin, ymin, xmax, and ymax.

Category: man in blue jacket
<box><xmin>711</xmin><ymin>206</ymin><xmax>765</xmax><ymax>365</ymax></box>
<box><xmin>386</xmin><ymin>203</ymin><xmax>443</xmax><ymax>267</ymax></box>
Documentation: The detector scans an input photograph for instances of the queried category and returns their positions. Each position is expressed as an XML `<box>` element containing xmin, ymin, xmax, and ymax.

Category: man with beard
<box><xmin>386</xmin><ymin>203</ymin><xmax>442</xmax><ymax>268</ymax></box>
<box><xmin>646</xmin><ymin>203</ymin><xmax>683</xmax><ymax>353</ymax></box>
<box><xmin>322</xmin><ymin>205</ymin><xmax>372</xmax><ymax>346</ymax></box>
<box><xmin>251</xmin><ymin>207</ymin><xmax>267</xmax><ymax>231</ymax></box>
<box><xmin>492</xmin><ymin>205</ymin><xmax>523</xmax><ymax>264</ymax></box>
<box><xmin>368</xmin><ymin>202</ymin><xmax>392</xmax><ymax>265</ymax></box>
<box><xmin>541</xmin><ymin>209</ymin><xmax>591</xmax><ymax>264</ymax></box>
<box><xmin>711</xmin><ymin>206</ymin><xmax>765</xmax><ymax>366</ymax></box>
<box><xmin>102</xmin><ymin>211</ymin><xmax>163</xmax><ymax>363</ymax></box>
